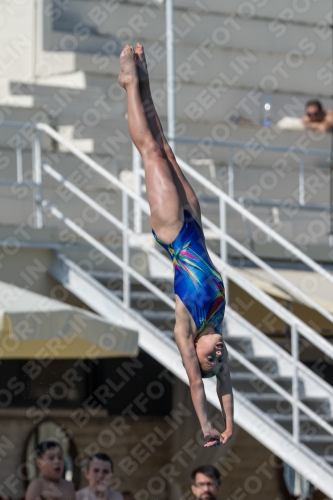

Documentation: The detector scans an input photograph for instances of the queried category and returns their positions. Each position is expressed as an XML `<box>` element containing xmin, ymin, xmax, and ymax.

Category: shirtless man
<box><xmin>302</xmin><ymin>100</ymin><xmax>333</xmax><ymax>132</ymax></box>
<box><xmin>76</xmin><ymin>454</ymin><xmax>122</xmax><ymax>500</ymax></box>
<box><xmin>118</xmin><ymin>43</ymin><xmax>233</xmax><ymax>448</ymax></box>
<box><xmin>26</xmin><ymin>440</ymin><xmax>75</xmax><ymax>500</ymax></box>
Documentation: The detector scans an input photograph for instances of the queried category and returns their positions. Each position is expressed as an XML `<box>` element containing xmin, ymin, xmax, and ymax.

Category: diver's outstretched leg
<box><xmin>118</xmin><ymin>45</ymin><xmax>183</xmax><ymax>243</ymax></box>
<box><xmin>135</xmin><ymin>42</ymin><xmax>201</xmax><ymax>224</ymax></box>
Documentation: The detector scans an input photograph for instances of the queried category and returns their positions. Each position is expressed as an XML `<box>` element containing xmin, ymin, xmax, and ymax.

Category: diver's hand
<box><xmin>221</xmin><ymin>427</ymin><xmax>233</xmax><ymax>444</ymax></box>
<box><xmin>203</xmin><ymin>426</ymin><xmax>222</xmax><ymax>448</ymax></box>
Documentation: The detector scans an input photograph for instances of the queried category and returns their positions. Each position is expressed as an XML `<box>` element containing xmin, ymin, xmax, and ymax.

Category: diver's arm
<box><xmin>174</xmin><ymin>326</ymin><xmax>221</xmax><ymax>447</ymax></box>
<box><xmin>216</xmin><ymin>344</ymin><xmax>234</xmax><ymax>443</ymax></box>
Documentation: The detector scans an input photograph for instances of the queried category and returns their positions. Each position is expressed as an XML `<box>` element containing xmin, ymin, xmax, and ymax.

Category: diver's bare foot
<box><xmin>135</xmin><ymin>43</ymin><xmax>150</xmax><ymax>93</ymax></box>
<box><xmin>118</xmin><ymin>45</ymin><xmax>138</xmax><ymax>89</ymax></box>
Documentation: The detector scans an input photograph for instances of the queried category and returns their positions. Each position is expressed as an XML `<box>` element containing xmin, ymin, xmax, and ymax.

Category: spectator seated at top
<box><xmin>302</xmin><ymin>99</ymin><xmax>333</xmax><ymax>132</ymax></box>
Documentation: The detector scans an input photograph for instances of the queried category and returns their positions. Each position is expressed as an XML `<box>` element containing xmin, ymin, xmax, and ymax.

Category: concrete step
<box><xmin>112</xmin><ymin>290</ymin><xmax>174</xmax><ymax>301</ymax></box>
<box><xmin>229</xmin><ymin>356</ymin><xmax>279</xmax><ymax>375</ymax></box>
<box><xmin>248</xmin><ymin>395</ymin><xmax>331</xmax><ymax>416</ymax></box>
<box><xmin>37</xmin><ymin>41</ymin><xmax>333</xmax><ymax>97</ymax></box>
<box><xmin>231</xmin><ymin>375</ymin><xmax>295</xmax><ymax>395</ymax></box>
<box><xmin>0</xmin><ymin>149</ymin><xmax>122</xmax><ymax>186</ymax></box>
<box><xmin>175</xmin><ymin>0</ymin><xmax>333</xmax><ymax>24</ymax></box>
<box><xmin>38</xmin><ymin>69</ymin><xmax>333</xmax><ymax>131</ymax></box>
<box><xmin>52</xmin><ymin>1</ymin><xmax>332</xmax><ymax>60</ymax></box>
<box><xmin>0</xmin><ymin>106</ymin><xmax>52</xmax><ymax>150</ymax></box>
<box><xmin>35</xmin><ymin>50</ymin><xmax>118</xmax><ymax>79</ymax></box>
<box><xmin>0</xmin><ymin>184</ymin><xmax>124</xmax><ymax>237</ymax></box>
<box><xmin>140</xmin><ymin>310</ymin><xmax>174</xmax><ymax>321</ymax></box>
<box><xmin>69</xmin><ymin>0</ymin><xmax>332</xmax><ymax>25</ymax></box>
<box><xmin>56</xmin><ymin>119</ymin><xmax>331</xmax><ymax>170</ymax></box>
<box><xmin>275</xmin><ymin>415</ymin><xmax>333</xmax><ymax>437</ymax></box>
<box><xmin>1</xmin><ymin>179</ymin><xmax>329</xmax><ymax>247</ymax></box>
<box><xmin>1</xmin><ymin>82</ymin><xmax>124</xmax><ymax>123</ymax></box>
<box><xmin>224</xmin><ymin>336</ymin><xmax>254</xmax><ymax>355</ymax></box>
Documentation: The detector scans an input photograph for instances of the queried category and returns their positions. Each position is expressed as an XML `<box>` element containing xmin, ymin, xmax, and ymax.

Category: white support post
<box><xmin>299</xmin><ymin>157</ymin><xmax>305</xmax><ymax>206</ymax></box>
<box><xmin>32</xmin><ymin>130</ymin><xmax>43</xmax><ymax>228</ymax></box>
<box><xmin>291</xmin><ymin>323</ymin><xmax>299</xmax><ymax>444</ymax></box>
<box><xmin>291</xmin><ymin>322</ymin><xmax>301</xmax><ymax>495</ymax></box>
<box><xmin>16</xmin><ymin>133</ymin><xmax>23</xmax><ymax>183</ymax></box>
<box><xmin>122</xmin><ymin>191</ymin><xmax>130</xmax><ymax>308</ymax></box>
<box><xmin>228</xmin><ymin>147</ymin><xmax>234</xmax><ymax>198</ymax></box>
<box><xmin>166</xmin><ymin>0</ymin><xmax>176</xmax><ymax>152</ymax></box>
<box><xmin>219</xmin><ymin>196</ymin><xmax>228</xmax><ymax>301</ymax></box>
<box><xmin>133</xmin><ymin>143</ymin><xmax>143</xmax><ymax>234</ymax></box>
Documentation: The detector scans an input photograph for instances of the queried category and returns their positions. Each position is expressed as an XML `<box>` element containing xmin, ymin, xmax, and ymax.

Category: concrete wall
<box><xmin>0</xmin><ymin>390</ymin><xmax>288</xmax><ymax>500</ymax></box>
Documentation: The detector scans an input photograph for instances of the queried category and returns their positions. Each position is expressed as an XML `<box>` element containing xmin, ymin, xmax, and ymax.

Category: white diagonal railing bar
<box><xmin>31</xmin><ymin>122</ymin><xmax>333</xmax><ymax>363</ymax></box>
<box><xmin>41</xmin><ymin>200</ymin><xmax>175</xmax><ymax>310</ymax></box>
<box><xmin>39</xmin><ymin>125</ymin><xmax>333</xmax><ymax>319</ymax></box>
<box><xmin>201</xmin><ymin>213</ymin><xmax>333</xmax><ymax>325</ymax></box>
<box><xmin>176</xmin><ymin>156</ymin><xmax>333</xmax><ymax>288</ymax></box>
<box><xmin>41</xmin><ymin>153</ymin><xmax>333</xmax><ymax>365</ymax></box>
<box><xmin>40</xmin><ymin>197</ymin><xmax>333</xmax><ymax>440</ymax></box>
<box><xmin>36</xmin><ymin>123</ymin><xmax>150</xmax><ymax>214</ymax></box>
<box><xmin>138</xmin><ymin>156</ymin><xmax>333</xmax><ymax>325</ymax></box>
<box><xmin>6</xmin><ymin>121</ymin><xmax>333</xmax><ymax>315</ymax></box>
<box><xmin>53</xmin><ymin>253</ymin><xmax>333</xmax><ymax>498</ymax></box>
<box><xmin>223</xmin><ymin>260</ymin><xmax>333</xmax><ymax>361</ymax></box>
<box><xmin>227</xmin><ymin>342</ymin><xmax>333</xmax><ymax>439</ymax></box>
<box><xmin>42</xmin><ymin>160</ymin><xmax>333</xmax><ymax>397</ymax></box>
<box><xmin>3</xmin><ymin>120</ymin><xmax>333</xmax><ymax>480</ymax></box>
<box><xmin>226</xmin><ymin>306</ymin><xmax>333</xmax><ymax>401</ymax></box>
<box><xmin>4</xmin><ymin>120</ymin><xmax>329</xmax><ymax>368</ymax></box>
<box><xmin>42</xmin><ymin>163</ymin><xmax>172</xmax><ymax>271</ymax></box>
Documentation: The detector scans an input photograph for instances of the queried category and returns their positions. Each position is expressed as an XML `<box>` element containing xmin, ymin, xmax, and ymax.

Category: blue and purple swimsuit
<box><xmin>152</xmin><ymin>210</ymin><xmax>225</xmax><ymax>333</ymax></box>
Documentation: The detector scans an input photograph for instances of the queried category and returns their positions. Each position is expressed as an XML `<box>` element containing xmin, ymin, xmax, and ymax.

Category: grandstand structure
<box><xmin>1</xmin><ymin>1</ymin><xmax>333</xmax><ymax>499</ymax></box>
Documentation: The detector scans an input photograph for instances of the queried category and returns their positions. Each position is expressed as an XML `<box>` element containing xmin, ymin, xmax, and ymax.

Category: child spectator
<box><xmin>76</xmin><ymin>453</ymin><xmax>123</xmax><ymax>500</ymax></box>
<box><xmin>26</xmin><ymin>440</ymin><xmax>75</xmax><ymax>500</ymax></box>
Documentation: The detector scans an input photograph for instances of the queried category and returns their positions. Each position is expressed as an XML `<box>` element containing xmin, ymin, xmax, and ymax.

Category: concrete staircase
<box><xmin>49</xmin><ymin>251</ymin><xmax>333</xmax><ymax>497</ymax></box>
<box><xmin>1</xmin><ymin>0</ymin><xmax>333</xmax><ymax>246</ymax></box>
<box><xmin>1</xmin><ymin>1</ymin><xmax>333</xmax><ymax>495</ymax></box>
<box><xmin>99</xmin><ymin>271</ymin><xmax>333</xmax><ymax>465</ymax></box>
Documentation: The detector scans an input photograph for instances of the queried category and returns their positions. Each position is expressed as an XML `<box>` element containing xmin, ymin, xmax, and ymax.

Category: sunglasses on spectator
<box><xmin>307</xmin><ymin>111</ymin><xmax>320</xmax><ymax>117</ymax></box>
<box><xmin>194</xmin><ymin>482</ymin><xmax>218</xmax><ymax>488</ymax></box>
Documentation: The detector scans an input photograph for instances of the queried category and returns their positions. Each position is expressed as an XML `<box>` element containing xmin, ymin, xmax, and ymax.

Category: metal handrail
<box><xmin>226</xmin><ymin>306</ymin><xmax>333</xmax><ymax>401</ymax></box>
<box><xmin>42</xmin><ymin>200</ymin><xmax>175</xmax><ymax>310</ymax></box>
<box><xmin>176</xmin><ymin>156</ymin><xmax>333</xmax><ymax>289</ymax></box>
<box><xmin>41</xmin><ymin>173</ymin><xmax>333</xmax><ymax>440</ymax></box>
<box><xmin>173</xmin><ymin>135</ymin><xmax>331</xmax><ymax>211</ymax></box>
<box><xmin>40</xmin><ymin>122</ymin><xmax>333</xmax><ymax>328</ymax></box>
<box><xmin>227</xmin><ymin>343</ymin><xmax>333</xmax><ymax>438</ymax></box>
<box><xmin>201</xmin><ymin>213</ymin><xmax>333</xmax><ymax>325</ymax></box>
<box><xmin>42</xmin><ymin>159</ymin><xmax>333</xmax><ymax>396</ymax></box>
<box><xmin>2</xmin><ymin>120</ymin><xmax>333</xmax><ymax>456</ymax></box>
<box><xmin>173</xmin><ymin>135</ymin><xmax>331</xmax><ymax>158</ymax></box>
<box><xmin>19</xmin><ymin>121</ymin><xmax>333</xmax><ymax>361</ymax></box>
<box><xmin>43</xmin><ymin>159</ymin><xmax>333</xmax><ymax>400</ymax></box>
<box><xmin>42</xmin><ymin>163</ymin><xmax>172</xmax><ymax>272</ymax></box>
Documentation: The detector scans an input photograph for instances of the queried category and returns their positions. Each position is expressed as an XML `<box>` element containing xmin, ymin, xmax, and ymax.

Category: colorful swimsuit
<box><xmin>152</xmin><ymin>210</ymin><xmax>225</xmax><ymax>333</ymax></box>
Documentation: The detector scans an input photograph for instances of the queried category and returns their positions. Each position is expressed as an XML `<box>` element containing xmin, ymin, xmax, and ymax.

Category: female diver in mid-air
<box><xmin>118</xmin><ymin>44</ymin><xmax>233</xmax><ymax>448</ymax></box>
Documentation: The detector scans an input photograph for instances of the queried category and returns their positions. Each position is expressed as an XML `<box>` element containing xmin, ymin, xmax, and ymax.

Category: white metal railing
<box><xmin>173</xmin><ymin>135</ymin><xmax>331</xmax><ymax>211</ymax></box>
<box><xmin>2</xmin><ymin>121</ymin><xmax>333</xmax><ymax>462</ymax></box>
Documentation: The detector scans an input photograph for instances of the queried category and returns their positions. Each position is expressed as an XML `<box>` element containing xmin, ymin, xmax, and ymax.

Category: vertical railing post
<box><xmin>228</xmin><ymin>147</ymin><xmax>234</xmax><ymax>199</ymax></box>
<box><xmin>32</xmin><ymin>129</ymin><xmax>43</xmax><ymax>228</ymax></box>
<box><xmin>133</xmin><ymin>143</ymin><xmax>142</xmax><ymax>233</ymax></box>
<box><xmin>299</xmin><ymin>157</ymin><xmax>305</xmax><ymax>206</ymax></box>
<box><xmin>291</xmin><ymin>323</ymin><xmax>299</xmax><ymax>444</ymax></box>
<box><xmin>166</xmin><ymin>0</ymin><xmax>176</xmax><ymax>152</ymax></box>
<box><xmin>16</xmin><ymin>133</ymin><xmax>23</xmax><ymax>183</ymax></box>
<box><xmin>219</xmin><ymin>196</ymin><xmax>228</xmax><ymax>301</ymax></box>
<box><xmin>122</xmin><ymin>191</ymin><xmax>130</xmax><ymax>308</ymax></box>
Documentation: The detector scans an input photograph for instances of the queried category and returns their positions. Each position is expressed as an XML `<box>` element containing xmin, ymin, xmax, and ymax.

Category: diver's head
<box><xmin>194</xmin><ymin>326</ymin><xmax>223</xmax><ymax>378</ymax></box>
